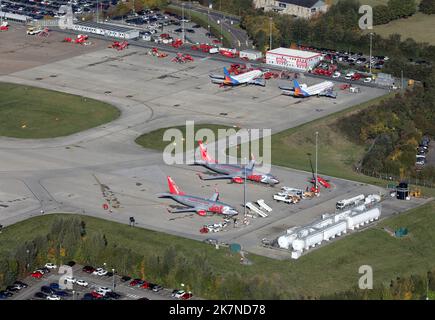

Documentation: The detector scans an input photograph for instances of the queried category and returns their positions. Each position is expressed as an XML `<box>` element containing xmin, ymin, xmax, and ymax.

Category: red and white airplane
<box><xmin>158</xmin><ymin>176</ymin><xmax>238</xmax><ymax>217</ymax></box>
<box><xmin>194</xmin><ymin>141</ymin><xmax>279</xmax><ymax>185</ymax></box>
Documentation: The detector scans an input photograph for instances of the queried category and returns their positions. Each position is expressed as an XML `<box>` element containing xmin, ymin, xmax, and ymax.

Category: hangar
<box><xmin>266</xmin><ymin>47</ymin><xmax>323</xmax><ymax>71</ymax></box>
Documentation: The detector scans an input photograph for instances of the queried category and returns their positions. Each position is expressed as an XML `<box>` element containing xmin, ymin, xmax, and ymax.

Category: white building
<box><xmin>71</xmin><ymin>21</ymin><xmax>139</xmax><ymax>40</ymax></box>
<box><xmin>239</xmin><ymin>49</ymin><xmax>263</xmax><ymax>61</ymax></box>
<box><xmin>253</xmin><ymin>0</ymin><xmax>329</xmax><ymax>19</ymax></box>
<box><xmin>266</xmin><ymin>47</ymin><xmax>322</xmax><ymax>71</ymax></box>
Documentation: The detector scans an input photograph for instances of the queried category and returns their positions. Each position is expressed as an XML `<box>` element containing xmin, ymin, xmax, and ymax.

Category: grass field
<box><xmin>369</xmin><ymin>13</ymin><xmax>435</xmax><ymax>45</ymax></box>
<box><xmin>2</xmin><ymin>200</ymin><xmax>435</xmax><ymax>298</ymax></box>
<box><xmin>0</xmin><ymin>83</ymin><xmax>120</xmax><ymax>139</ymax></box>
<box><xmin>135</xmin><ymin>124</ymin><xmax>234</xmax><ymax>152</ymax></box>
<box><xmin>230</xmin><ymin>93</ymin><xmax>435</xmax><ymax>197</ymax></box>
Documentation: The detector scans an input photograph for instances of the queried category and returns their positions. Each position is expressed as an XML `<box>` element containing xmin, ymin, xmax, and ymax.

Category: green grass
<box><xmin>0</xmin><ymin>83</ymin><xmax>120</xmax><ymax>139</ymax></box>
<box><xmin>229</xmin><ymin>92</ymin><xmax>435</xmax><ymax>197</ymax></box>
<box><xmin>2</xmin><ymin>201</ymin><xmax>435</xmax><ymax>297</ymax></box>
<box><xmin>135</xmin><ymin>124</ymin><xmax>235</xmax><ymax>152</ymax></box>
<box><xmin>367</xmin><ymin>13</ymin><xmax>435</xmax><ymax>45</ymax></box>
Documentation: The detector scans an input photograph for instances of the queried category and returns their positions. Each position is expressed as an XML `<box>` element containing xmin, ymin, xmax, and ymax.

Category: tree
<box><xmin>388</xmin><ymin>0</ymin><xmax>417</xmax><ymax>18</ymax></box>
<box><xmin>420</xmin><ymin>0</ymin><xmax>435</xmax><ymax>14</ymax></box>
<box><xmin>373</xmin><ymin>5</ymin><xmax>392</xmax><ymax>25</ymax></box>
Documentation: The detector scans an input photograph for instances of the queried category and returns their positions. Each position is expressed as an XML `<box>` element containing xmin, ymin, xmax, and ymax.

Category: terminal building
<box><xmin>71</xmin><ymin>21</ymin><xmax>140</xmax><ymax>40</ymax></box>
<box><xmin>266</xmin><ymin>47</ymin><xmax>323</xmax><ymax>71</ymax></box>
<box><xmin>0</xmin><ymin>11</ymin><xmax>31</xmax><ymax>23</ymax></box>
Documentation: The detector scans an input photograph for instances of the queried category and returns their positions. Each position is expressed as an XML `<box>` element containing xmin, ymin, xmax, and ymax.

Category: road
<box><xmin>170</xmin><ymin>1</ymin><xmax>252</xmax><ymax>49</ymax></box>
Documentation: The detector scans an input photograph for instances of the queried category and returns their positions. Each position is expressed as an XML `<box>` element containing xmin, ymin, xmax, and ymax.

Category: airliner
<box><xmin>209</xmin><ymin>67</ymin><xmax>265</xmax><ymax>86</ymax></box>
<box><xmin>280</xmin><ymin>79</ymin><xmax>336</xmax><ymax>98</ymax></box>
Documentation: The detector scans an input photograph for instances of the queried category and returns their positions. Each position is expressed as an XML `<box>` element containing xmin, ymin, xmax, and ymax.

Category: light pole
<box><xmin>112</xmin><ymin>268</ymin><xmax>115</xmax><ymax>291</ymax></box>
<box><xmin>243</xmin><ymin>157</ymin><xmax>247</xmax><ymax>216</ymax></box>
<box><xmin>181</xmin><ymin>2</ymin><xmax>185</xmax><ymax>43</ymax></box>
<box><xmin>72</xmin><ymin>290</ymin><xmax>75</xmax><ymax>300</ymax></box>
<box><xmin>315</xmin><ymin>131</ymin><xmax>319</xmax><ymax>192</ymax></box>
<box><xmin>96</xmin><ymin>0</ymin><xmax>98</xmax><ymax>23</ymax></box>
<box><xmin>269</xmin><ymin>17</ymin><xmax>273</xmax><ymax>50</ymax></box>
<box><xmin>369</xmin><ymin>32</ymin><xmax>373</xmax><ymax>74</ymax></box>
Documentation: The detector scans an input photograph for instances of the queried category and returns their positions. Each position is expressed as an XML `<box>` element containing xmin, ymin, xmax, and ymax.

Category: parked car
<box><xmin>172</xmin><ymin>289</ymin><xmax>185</xmax><ymax>299</ymax></box>
<box><xmin>66</xmin><ymin>261</ymin><xmax>76</xmax><ymax>267</ymax></box>
<box><xmin>91</xmin><ymin>291</ymin><xmax>104</xmax><ymax>299</ymax></box>
<box><xmin>64</xmin><ymin>276</ymin><xmax>76</xmax><ymax>284</ymax></box>
<box><xmin>180</xmin><ymin>292</ymin><xmax>193</xmax><ymax>300</ymax></box>
<box><xmin>6</xmin><ymin>285</ymin><xmax>20</xmax><ymax>292</ymax></box>
<box><xmin>44</xmin><ymin>263</ymin><xmax>57</xmax><ymax>269</ymax></box>
<box><xmin>0</xmin><ymin>290</ymin><xmax>13</xmax><ymax>297</ymax></box>
<box><xmin>41</xmin><ymin>286</ymin><xmax>55</xmax><ymax>295</ymax></box>
<box><xmin>76</xmin><ymin>279</ymin><xmax>88</xmax><ymax>287</ymax></box>
<box><xmin>31</xmin><ymin>271</ymin><xmax>43</xmax><ymax>279</ymax></box>
<box><xmin>82</xmin><ymin>293</ymin><xmax>95</xmax><ymax>300</ymax></box>
<box><xmin>129</xmin><ymin>279</ymin><xmax>144</xmax><ymax>287</ymax></box>
<box><xmin>140</xmin><ymin>281</ymin><xmax>150</xmax><ymax>289</ymax></box>
<box><xmin>82</xmin><ymin>266</ymin><xmax>95</xmax><ymax>273</ymax></box>
<box><xmin>105</xmin><ymin>291</ymin><xmax>121</xmax><ymax>300</ymax></box>
<box><xmin>54</xmin><ymin>290</ymin><xmax>70</xmax><ymax>297</ymax></box>
<box><xmin>46</xmin><ymin>294</ymin><xmax>61</xmax><ymax>300</ymax></box>
<box><xmin>49</xmin><ymin>282</ymin><xmax>60</xmax><ymax>290</ymax></box>
<box><xmin>34</xmin><ymin>292</ymin><xmax>47</xmax><ymax>299</ymax></box>
<box><xmin>121</xmin><ymin>275</ymin><xmax>131</xmax><ymax>282</ymax></box>
<box><xmin>97</xmin><ymin>286</ymin><xmax>112</xmax><ymax>294</ymax></box>
<box><xmin>13</xmin><ymin>281</ymin><xmax>28</xmax><ymax>289</ymax></box>
<box><xmin>151</xmin><ymin>284</ymin><xmax>163</xmax><ymax>292</ymax></box>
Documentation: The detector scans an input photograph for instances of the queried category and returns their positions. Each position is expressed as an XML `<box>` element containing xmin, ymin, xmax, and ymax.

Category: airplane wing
<box><xmin>169</xmin><ymin>207</ymin><xmax>196</xmax><ymax>213</ymax></box>
<box><xmin>210</xmin><ymin>78</ymin><xmax>226</xmax><ymax>84</ymax></box>
<box><xmin>209</xmin><ymin>192</ymin><xmax>219</xmax><ymax>202</ymax></box>
<box><xmin>318</xmin><ymin>89</ymin><xmax>337</xmax><ymax>98</ymax></box>
<box><xmin>209</xmin><ymin>74</ymin><xmax>225</xmax><ymax>80</ymax></box>
<box><xmin>198</xmin><ymin>173</ymin><xmax>234</xmax><ymax>180</ymax></box>
<box><xmin>247</xmin><ymin>78</ymin><xmax>266</xmax><ymax>86</ymax></box>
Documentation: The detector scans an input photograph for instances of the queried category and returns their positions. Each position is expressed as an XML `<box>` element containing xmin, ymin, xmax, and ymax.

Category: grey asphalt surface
<box><xmin>0</xmin><ymin>25</ymin><xmax>427</xmax><ymax>265</ymax></box>
<box><xmin>170</xmin><ymin>1</ymin><xmax>251</xmax><ymax>49</ymax></box>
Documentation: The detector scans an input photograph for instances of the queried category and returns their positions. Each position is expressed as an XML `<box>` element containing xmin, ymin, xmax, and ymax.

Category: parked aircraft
<box><xmin>279</xmin><ymin>79</ymin><xmax>336</xmax><ymax>98</ymax></box>
<box><xmin>209</xmin><ymin>67</ymin><xmax>265</xmax><ymax>86</ymax></box>
<box><xmin>158</xmin><ymin>176</ymin><xmax>238</xmax><ymax>216</ymax></box>
<box><xmin>194</xmin><ymin>141</ymin><xmax>279</xmax><ymax>185</ymax></box>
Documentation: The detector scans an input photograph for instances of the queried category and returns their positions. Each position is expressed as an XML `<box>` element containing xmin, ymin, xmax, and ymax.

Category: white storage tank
<box><xmin>323</xmin><ymin>221</ymin><xmax>347</xmax><ymax>241</ymax></box>
<box><xmin>277</xmin><ymin>233</ymin><xmax>297</xmax><ymax>249</ymax></box>
<box><xmin>346</xmin><ymin>207</ymin><xmax>381</xmax><ymax>230</ymax></box>
<box><xmin>297</xmin><ymin>231</ymin><xmax>324</xmax><ymax>251</ymax></box>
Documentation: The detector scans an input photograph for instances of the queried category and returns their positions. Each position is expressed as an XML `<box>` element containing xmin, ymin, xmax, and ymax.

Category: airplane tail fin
<box><xmin>223</xmin><ymin>67</ymin><xmax>235</xmax><ymax>84</ymax></box>
<box><xmin>198</xmin><ymin>140</ymin><xmax>215</xmax><ymax>163</ymax></box>
<box><xmin>293</xmin><ymin>79</ymin><xmax>301</xmax><ymax>90</ymax></box>
<box><xmin>167</xmin><ymin>176</ymin><xmax>185</xmax><ymax>195</ymax></box>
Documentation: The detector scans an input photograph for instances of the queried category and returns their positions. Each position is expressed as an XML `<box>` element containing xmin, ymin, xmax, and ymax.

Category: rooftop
<box><xmin>73</xmin><ymin>21</ymin><xmax>137</xmax><ymax>33</ymax></box>
<box><xmin>267</xmin><ymin>47</ymin><xmax>321</xmax><ymax>58</ymax></box>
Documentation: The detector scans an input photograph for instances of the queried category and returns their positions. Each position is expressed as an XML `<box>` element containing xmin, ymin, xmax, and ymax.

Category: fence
<box><xmin>356</xmin><ymin>167</ymin><xmax>435</xmax><ymax>189</ymax></box>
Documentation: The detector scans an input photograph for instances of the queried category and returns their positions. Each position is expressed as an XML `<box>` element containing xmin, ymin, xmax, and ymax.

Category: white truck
<box><xmin>336</xmin><ymin>194</ymin><xmax>365</xmax><ymax>210</ymax></box>
<box><xmin>273</xmin><ymin>194</ymin><xmax>299</xmax><ymax>204</ymax></box>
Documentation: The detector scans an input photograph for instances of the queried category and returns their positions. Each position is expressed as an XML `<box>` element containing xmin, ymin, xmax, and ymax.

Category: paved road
<box><xmin>170</xmin><ymin>1</ymin><xmax>251</xmax><ymax>49</ymax></box>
